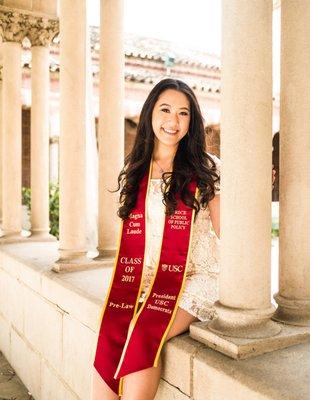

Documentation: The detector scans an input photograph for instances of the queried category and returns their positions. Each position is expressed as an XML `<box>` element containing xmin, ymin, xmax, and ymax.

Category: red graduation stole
<box><xmin>93</xmin><ymin>166</ymin><xmax>197</xmax><ymax>396</ymax></box>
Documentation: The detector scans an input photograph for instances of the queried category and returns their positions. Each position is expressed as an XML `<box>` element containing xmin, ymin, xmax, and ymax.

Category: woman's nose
<box><xmin>167</xmin><ymin>112</ymin><xmax>179</xmax><ymax>127</ymax></box>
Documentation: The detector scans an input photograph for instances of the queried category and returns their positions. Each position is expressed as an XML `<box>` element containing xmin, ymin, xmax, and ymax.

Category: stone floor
<box><xmin>0</xmin><ymin>352</ymin><xmax>34</xmax><ymax>400</ymax></box>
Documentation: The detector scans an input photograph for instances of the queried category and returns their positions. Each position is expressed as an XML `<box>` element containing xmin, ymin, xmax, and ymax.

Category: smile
<box><xmin>162</xmin><ymin>128</ymin><xmax>178</xmax><ymax>135</ymax></box>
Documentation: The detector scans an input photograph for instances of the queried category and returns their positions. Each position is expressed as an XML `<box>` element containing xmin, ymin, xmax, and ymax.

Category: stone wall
<box><xmin>0</xmin><ymin>242</ymin><xmax>308</xmax><ymax>400</ymax></box>
<box><xmin>0</xmin><ymin>245</ymin><xmax>97</xmax><ymax>399</ymax></box>
<box><xmin>0</xmin><ymin>243</ymin><xmax>195</xmax><ymax>400</ymax></box>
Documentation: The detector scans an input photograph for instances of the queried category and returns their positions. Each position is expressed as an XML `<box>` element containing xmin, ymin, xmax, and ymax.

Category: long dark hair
<box><xmin>116</xmin><ymin>78</ymin><xmax>220</xmax><ymax>220</ymax></box>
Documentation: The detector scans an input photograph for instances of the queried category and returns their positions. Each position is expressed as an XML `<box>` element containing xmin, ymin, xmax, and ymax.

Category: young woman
<box><xmin>92</xmin><ymin>78</ymin><xmax>220</xmax><ymax>400</ymax></box>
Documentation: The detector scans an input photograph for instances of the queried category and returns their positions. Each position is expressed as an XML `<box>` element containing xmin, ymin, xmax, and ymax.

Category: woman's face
<box><xmin>151</xmin><ymin>89</ymin><xmax>190</xmax><ymax>149</ymax></box>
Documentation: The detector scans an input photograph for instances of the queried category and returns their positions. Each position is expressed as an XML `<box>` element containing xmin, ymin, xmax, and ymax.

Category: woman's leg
<box><xmin>91</xmin><ymin>366</ymin><xmax>120</xmax><ymax>400</ymax></box>
<box><xmin>121</xmin><ymin>307</ymin><xmax>199</xmax><ymax>400</ymax></box>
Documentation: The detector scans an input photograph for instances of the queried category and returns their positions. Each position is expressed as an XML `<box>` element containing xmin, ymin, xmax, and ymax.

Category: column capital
<box><xmin>26</xmin><ymin>15</ymin><xmax>59</xmax><ymax>47</ymax></box>
<box><xmin>0</xmin><ymin>6</ymin><xmax>59</xmax><ymax>46</ymax></box>
<box><xmin>0</xmin><ymin>9</ymin><xmax>28</xmax><ymax>43</ymax></box>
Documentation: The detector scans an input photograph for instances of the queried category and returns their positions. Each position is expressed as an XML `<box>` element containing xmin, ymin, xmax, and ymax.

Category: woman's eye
<box><xmin>160</xmin><ymin>108</ymin><xmax>170</xmax><ymax>113</ymax></box>
<box><xmin>180</xmin><ymin>111</ymin><xmax>189</xmax><ymax>116</ymax></box>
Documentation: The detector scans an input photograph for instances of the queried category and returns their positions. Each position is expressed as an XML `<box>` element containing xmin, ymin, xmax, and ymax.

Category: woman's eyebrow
<box><xmin>159</xmin><ymin>103</ymin><xmax>190</xmax><ymax>111</ymax></box>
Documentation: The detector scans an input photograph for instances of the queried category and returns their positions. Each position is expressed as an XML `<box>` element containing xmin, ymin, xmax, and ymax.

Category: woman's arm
<box><xmin>205</xmin><ymin>152</ymin><xmax>221</xmax><ymax>239</ymax></box>
<box><xmin>208</xmin><ymin>194</ymin><xmax>220</xmax><ymax>239</ymax></box>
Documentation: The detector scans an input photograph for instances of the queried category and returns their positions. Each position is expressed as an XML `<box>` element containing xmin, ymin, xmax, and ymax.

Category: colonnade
<box><xmin>54</xmin><ymin>0</ymin><xmax>124</xmax><ymax>270</ymax></box>
<box><xmin>208</xmin><ymin>0</ymin><xmax>280</xmax><ymax>340</ymax></box>
<box><xmin>272</xmin><ymin>0</ymin><xmax>310</xmax><ymax>327</ymax></box>
<box><xmin>1</xmin><ymin>11</ymin><xmax>24</xmax><ymax>240</ymax></box>
<box><xmin>189</xmin><ymin>0</ymin><xmax>310</xmax><ymax>359</ymax></box>
<box><xmin>0</xmin><ymin>1</ymin><xmax>124</xmax><ymax>271</ymax></box>
<box><xmin>0</xmin><ymin>0</ymin><xmax>309</xmax><ymax>359</ymax></box>
<box><xmin>0</xmin><ymin>8</ymin><xmax>58</xmax><ymax>242</ymax></box>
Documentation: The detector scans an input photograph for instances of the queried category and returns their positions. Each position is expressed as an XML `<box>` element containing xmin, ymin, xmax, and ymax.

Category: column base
<box><xmin>272</xmin><ymin>293</ymin><xmax>310</xmax><ymax>327</ymax></box>
<box><xmin>52</xmin><ymin>257</ymin><xmax>98</xmax><ymax>273</ymax></box>
<box><xmin>53</xmin><ymin>248</ymin><xmax>101</xmax><ymax>273</ymax></box>
<box><xmin>0</xmin><ymin>230</ymin><xmax>29</xmax><ymax>243</ymax></box>
<box><xmin>26</xmin><ymin>231</ymin><xmax>57</xmax><ymax>242</ymax></box>
<box><xmin>190</xmin><ymin>319</ymin><xmax>310</xmax><ymax>360</ymax></box>
<box><xmin>207</xmin><ymin>301</ymin><xmax>282</xmax><ymax>339</ymax></box>
<box><xmin>94</xmin><ymin>248</ymin><xmax>116</xmax><ymax>260</ymax></box>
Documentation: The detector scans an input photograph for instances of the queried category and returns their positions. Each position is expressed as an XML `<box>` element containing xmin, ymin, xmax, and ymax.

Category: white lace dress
<box><xmin>138</xmin><ymin>154</ymin><xmax>221</xmax><ymax>322</ymax></box>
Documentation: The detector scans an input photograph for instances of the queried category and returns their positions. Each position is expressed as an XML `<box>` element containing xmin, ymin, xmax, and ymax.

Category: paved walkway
<box><xmin>0</xmin><ymin>352</ymin><xmax>34</xmax><ymax>400</ymax></box>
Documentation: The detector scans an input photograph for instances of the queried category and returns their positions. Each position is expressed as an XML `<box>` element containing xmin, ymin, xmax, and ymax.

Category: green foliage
<box><xmin>22</xmin><ymin>186</ymin><xmax>31</xmax><ymax>208</ymax></box>
<box><xmin>21</xmin><ymin>183</ymin><xmax>59</xmax><ymax>240</ymax></box>
<box><xmin>49</xmin><ymin>182</ymin><xmax>59</xmax><ymax>239</ymax></box>
<box><xmin>271</xmin><ymin>227</ymin><xmax>279</xmax><ymax>238</ymax></box>
<box><xmin>271</xmin><ymin>214</ymin><xmax>279</xmax><ymax>238</ymax></box>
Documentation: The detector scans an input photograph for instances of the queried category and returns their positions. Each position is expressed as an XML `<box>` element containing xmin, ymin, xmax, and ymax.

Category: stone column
<box><xmin>190</xmin><ymin>0</ymin><xmax>283</xmax><ymax>359</ymax></box>
<box><xmin>0</xmin><ymin>11</ymin><xmax>26</xmax><ymax>241</ymax></box>
<box><xmin>272</xmin><ymin>0</ymin><xmax>310</xmax><ymax>326</ymax></box>
<box><xmin>53</xmin><ymin>0</ymin><xmax>91</xmax><ymax>271</ymax></box>
<box><xmin>0</xmin><ymin>65</ymin><xmax>3</xmax><ymax>226</ymax></box>
<box><xmin>95</xmin><ymin>0</ymin><xmax>124</xmax><ymax>260</ymax></box>
<box><xmin>28</xmin><ymin>17</ymin><xmax>58</xmax><ymax>242</ymax></box>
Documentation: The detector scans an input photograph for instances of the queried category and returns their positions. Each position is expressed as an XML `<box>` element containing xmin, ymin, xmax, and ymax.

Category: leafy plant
<box><xmin>21</xmin><ymin>183</ymin><xmax>59</xmax><ymax>239</ymax></box>
<box><xmin>49</xmin><ymin>182</ymin><xmax>59</xmax><ymax>239</ymax></box>
<box><xmin>22</xmin><ymin>186</ymin><xmax>31</xmax><ymax>208</ymax></box>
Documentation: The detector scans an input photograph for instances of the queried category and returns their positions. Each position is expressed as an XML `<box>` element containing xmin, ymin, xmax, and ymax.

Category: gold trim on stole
<box><xmin>132</xmin><ymin>162</ymin><xmax>153</xmax><ymax>317</ymax></box>
<box><xmin>92</xmin><ymin>218</ymin><xmax>124</xmax><ymax>395</ymax></box>
<box><xmin>153</xmin><ymin>186</ymin><xmax>198</xmax><ymax>367</ymax></box>
<box><xmin>116</xmin><ymin>172</ymin><xmax>198</xmax><ymax>395</ymax></box>
<box><xmin>96</xmin><ymin>219</ymin><xmax>124</xmax><ymax>331</ymax></box>
<box><xmin>118</xmin><ymin>161</ymin><xmax>153</xmax><ymax>394</ymax></box>
<box><xmin>94</xmin><ymin>161</ymin><xmax>153</xmax><ymax>396</ymax></box>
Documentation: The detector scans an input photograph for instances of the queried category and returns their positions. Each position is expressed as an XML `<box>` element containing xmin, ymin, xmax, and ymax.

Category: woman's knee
<box><xmin>122</xmin><ymin>363</ymin><xmax>162</xmax><ymax>400</ymax></box>
<box><xmin>165</xmin><ymin>307</ymin><xmax>199</xmax><ymax>342</ymax></box>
